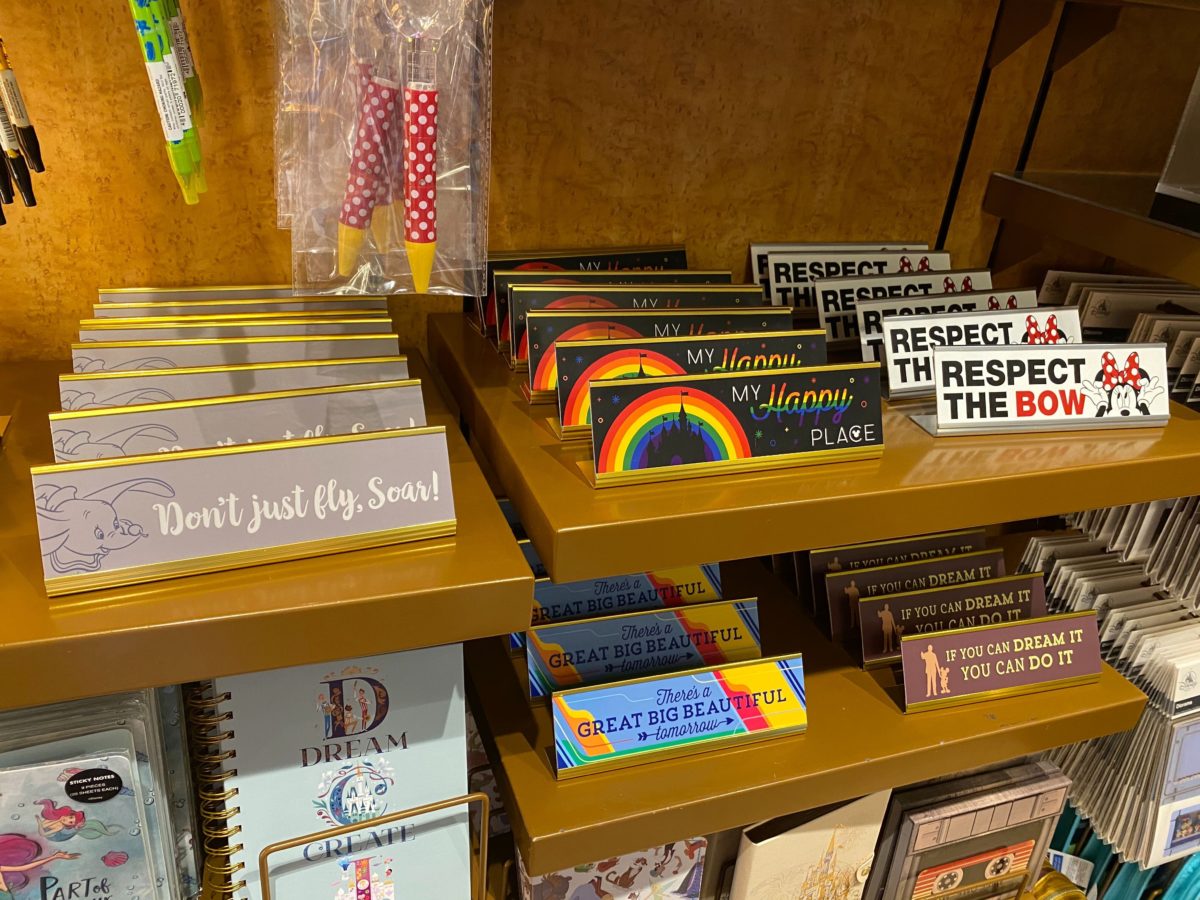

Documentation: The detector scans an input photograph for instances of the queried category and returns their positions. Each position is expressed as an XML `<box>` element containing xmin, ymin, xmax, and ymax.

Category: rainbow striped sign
<box><xmin>589</xmin><ymin>364</ymin><xmax>884</xmax><ymax>486</ymax></box>
<box><xmin>508</xmin><ymin>280</ymin><xmax>752</xmax><ymax>367</ymax></box>
<box><xmin>526</xmin><ymin>308</ymin><xmax>793</xmax><ymax>402</ymax></box>
<box><xmin>555</xmin><ymin>331</ymin><xmax>826</xmax><ymax>439</ymax></box>
<box><xmin>528</xmin><ymin>598</ymin><xmax>761</xmax><ymax>697</ymax></box>
<box><xmin>552</xmin><ymin>653</ymin><xmax>806</xmax><ymax>777</ymax></box>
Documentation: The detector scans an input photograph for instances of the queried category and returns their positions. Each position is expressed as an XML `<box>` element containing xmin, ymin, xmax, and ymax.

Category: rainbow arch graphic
<box><xmin>595</xmin><ymin>385</ymin><xmax>751</xmax><ymax>475</ymax></box>
<box><xmin>561</xmin><ymin>348</ymin><xmax>685</xmax><ymax>428</ymax></box>
<box><xmin>515</xmin><ymin>294</ymin><xmax>618</xmax><ymax>361</ymax></box>
<box><xmin>530</xmin><ymin>320</ymin><xmax>642</xmax><ymax>392</ymax></box>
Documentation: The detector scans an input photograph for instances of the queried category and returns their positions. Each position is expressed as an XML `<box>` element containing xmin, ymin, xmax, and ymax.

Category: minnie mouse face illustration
<box><xmin>1081</xmin><ymin>351</ymin><xmax>1164</xmax><ymax>418</ymax></box>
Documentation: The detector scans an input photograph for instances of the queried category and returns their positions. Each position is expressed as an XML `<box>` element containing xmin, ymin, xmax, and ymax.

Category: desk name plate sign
<box><xmin>815</xmin><ymin>267</ymin><xmax>988</xmax><ymax>346</ymax></box>
<box><xmin>97</xmin><ymin>284</ymin><xmax>297</xmax><ymax>302</ymax></box>
<box><xmin>901</xmin><ymin>611</ymin><xmax>1102</xmax><ymax>712</ymax></box>
<box><xmin>588</xmin><ymin>364</ymin><xmax>883</xmax><ymax>486</ymax></box>
<box><xmin>555</xmin><ymin>331</ymin><xmax>827</xmax><ymax>439</ymax></box>
<box><xmin>916</xmin><ymin>344</ymin><xmax>1171</xmax><ymax>435</ymax></box>
<box><xmin>552</xmin><ymin>653</ymin><xmax>806</xmax><ymax>777</ymax></box>
<box><xmin>882</xmin><ymin>306</ymin><xmax>1082</xmax><ymax>400</ymax></box>
<box><xmin>32</xmin><ymin>427</ymin><xmax>454</xmax><ymax>595</ymax></box>
<box><xmin>78</xmin><ymin>317</ymin><xmax>394</xmax><ymax>341</ymax></box>
<box><xmin>502</xmin><ymin>270</ymin><xmax>734</xmax><ymax>360</ymax></box>
<box><xmin>512</xmin><ymin>562</ymin><xmax>724</xmax><ymax>653</ymax></box>
<box><xmin>764</xmin><ymin>248</ymin><xmax>945</xmax><ymax>310</ymax></box>
<box><xmin>527</xmin><ymin>597</ymin><xmax>761</xmax><ymax>697</ymax></box>
<box><xmin>526</xmin><ymin>308</ymin><xmax>793</xmax><ymax>402</ymax></box>
<box><xmin>826</xmin><ymin>547</ymin><xmax>1008</xmax><ymax>643</ymax></box>
<box><xmin>856</xmin><ymin>288</ymin><xmax>1038</xmax><ymax>363</ymax></box>
<box><xmin>48</xmin><ymin>381</ymin><xmax>426</xmax><ymax>460</ymax></box>
<box><xmin>509</xmin><ymin>283</ymin><xmax>763</xmax><ymax>369</ymax></box>
<box><xmin>484</xmin><ymin>245</ymin><xmax>689</xmax><ymax>346</ymax></box>
<box><xmin>859</xmin><ymin>572</ymin><xmax>1048</xmax><ymax>668</ymax></box>
<box><xmin>91</xmin><ymin>296</ymin><xmax>389</xmax><ymax>316</ymax></box>
<box><xmin>59</xmin><ymin>357</ymin><xmax>410</xmax><ymax>411</ymax></box>
<box><xmin>749</xmin><ymin>241</ymin><xmax>926</xmax><ymax>296</ymax></box>
<box><xmin>72</xmin><ymin>334</ymin><xmax>401</xmax><ymax>372</ymax></box>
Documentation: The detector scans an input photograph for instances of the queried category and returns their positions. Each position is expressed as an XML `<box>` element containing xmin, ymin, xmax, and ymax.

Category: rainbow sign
<box><xmin>530</xmin><ymin>320</ymin><xmax>643</xmax><ymax>393</ymax></box>
<box><xmin>560</xmin><ymin>347</ymin><xmax>686</xmax><ymax>430</ymax></box>
<box><xmin>589</xmin><ymin>363</ymin><xmax>885</xmax><ymax>486</ymax></box>
<box><xmin>594</xmin><ymin>384</ymin><xmax>752</xmax><ymax>474</ymax></box>
<box><xmin>525</xmin><ymin>308</ymin><xmax>795</xmax><ymax>401</ymax></box>
<box><xmin>527</xmin><ymin>598</ymin><xmax>761</xmax><ymax>697</ymax></box>
<box><xmin>552</xmin><ymin>654</ymin><xmax>806</xmax><ymax>777</ymax></box>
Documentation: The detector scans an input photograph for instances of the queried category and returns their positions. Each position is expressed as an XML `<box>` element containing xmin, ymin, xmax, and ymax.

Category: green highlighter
<box><xmin>126</xmin><ymin>0</ymin><xmax>206</xmax><ymax>203</ymax></box>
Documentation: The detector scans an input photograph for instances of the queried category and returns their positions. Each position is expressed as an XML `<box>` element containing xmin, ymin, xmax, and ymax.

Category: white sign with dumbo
<box><xmin>49</xmin><ymin>381</ymin><xmax>426</xmax><ymax>461</ymax></box>
<box><xmin>32</xmin><ymin>427</ymin><xmax>455</xmax><ymax>595</ymax></box>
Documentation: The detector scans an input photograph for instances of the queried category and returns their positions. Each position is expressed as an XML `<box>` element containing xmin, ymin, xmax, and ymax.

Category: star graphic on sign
<box><xmin>754</xmin><ymin>429</ymin><xmax>763</xmax><ymax>439</ymax></box>
<box><xmin>575</xmin><ymin>355</ymin><xmax>584</xmax><ymax>364</ymax></box>
<box><xmin>611</xmin><ymin>394</ymin><xmax>621</xmax><ymax>404</ymax></box>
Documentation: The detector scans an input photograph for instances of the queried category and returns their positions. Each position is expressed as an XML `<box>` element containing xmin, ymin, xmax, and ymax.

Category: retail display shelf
<box><xmin>0</xmin><ymin>356</ymin><xmax>534</xmax><ymax>712</ymax></box>
<box><xmin>983</xmin><ymin>171</ymin><xmax>1200</xmax><ymax>285</ymax></box>
<box><xmin>428</xmin><ymin>312</ymin><xmax>1200</xmax><ymax>583</ymax></box>
<box><xmin>467</xmin><ymin>559</ymin><xmax>1147</xmax><ymax>876</ymax></box>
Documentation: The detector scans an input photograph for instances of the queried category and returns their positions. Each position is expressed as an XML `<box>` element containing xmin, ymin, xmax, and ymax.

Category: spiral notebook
<box><xmin>191</xmin><ymin>647</ymin><xmax>469</xmax><ymax>900</ymax></box>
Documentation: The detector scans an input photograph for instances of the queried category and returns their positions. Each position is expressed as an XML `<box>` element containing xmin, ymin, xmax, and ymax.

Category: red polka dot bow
<box><xmin>1025</xmin><ymin>314</ymin><xmax>1065</xmax><ymax>344</ymax></box>
<box><xmin>1102</xmin><ymin>351</ymin><xmax>1144</xmax><ymax>390</ymax></box>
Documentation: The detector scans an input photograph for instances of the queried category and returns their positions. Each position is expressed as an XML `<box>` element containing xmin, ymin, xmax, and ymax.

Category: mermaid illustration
<box><xmin>0</xmin><ymin>834</ymin><xmax>78</xmax><ymax>897</ymax></box>
<box><xmin>35</xmin><ymin>800</ymin><xmax>119</xmax><ymax>842</ymax></box>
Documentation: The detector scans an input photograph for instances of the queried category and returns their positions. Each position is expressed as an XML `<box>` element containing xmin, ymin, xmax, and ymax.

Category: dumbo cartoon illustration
<box><xmin>51</xmin><ymin>424</ymin><xmax>180</xmax><ymax>460</ymax></box>
<box><xmin>35</xmin><ymin>478</ymin><xmax>175</xmax><ymax>574</ymax></box>
<box><xmin>72</xmin><ymin>356</ymin><xmax>176</xmax><ymax>373</ymax></box>
<box><xmin>60</xmin><ymin>388</ymin><xmax>175</xmax><ymax>411</ymax></box>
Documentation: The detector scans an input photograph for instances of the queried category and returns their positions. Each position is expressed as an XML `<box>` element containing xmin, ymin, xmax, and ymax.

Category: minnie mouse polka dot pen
<box><xmin>403</xmin><ymin>35</ymin><xmax>438</xmax><ymax>293</ymax></box>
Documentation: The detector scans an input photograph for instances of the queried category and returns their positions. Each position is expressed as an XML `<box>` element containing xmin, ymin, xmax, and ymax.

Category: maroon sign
<box><xmin>803</xmin><ymin>528</ymin><xmax>987</xmax><ymax>616</ymax></box>
<box><xmin>861</xmin><ymin>573</ymin><xmax>1046</xmax><ymax>667</ymax></box>
<box><xmin>826</xmin><ymin>548</ymin><xmax>1006</xmax><ymax>643</ymax></box>
<box><xmin>901</xmin><ymin>611</ymin><xmax>1102</xmax><ymax>712</ymax></box>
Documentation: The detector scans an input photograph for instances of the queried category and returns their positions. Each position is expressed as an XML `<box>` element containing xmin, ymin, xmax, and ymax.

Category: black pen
<box><xmin>0</xmin><ymin>37</ymin><xmax>43</xmax><ymax>172</ymax></box>
<box><xmin>0</xmin><ymin>101</ymin><xmax>32</xmax><ymax>205</ymax></box>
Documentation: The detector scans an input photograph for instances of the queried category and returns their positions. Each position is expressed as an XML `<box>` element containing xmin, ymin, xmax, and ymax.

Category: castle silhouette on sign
<box><xmin>644</xmin><ymin>391</ymin><xmax>710</xmax><ymax>468</ymax></box>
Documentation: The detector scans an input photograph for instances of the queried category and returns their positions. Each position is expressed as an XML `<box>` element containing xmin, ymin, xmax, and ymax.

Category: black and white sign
<box><xmin>764</xmin><ymin>250</ymin><xmax>949</xmax><ymax>311</ymax></box>
<box><xmin>917</xmin><ymin>344</ymin><xmax>1171</xmax><ymax>435</ymax></box>
<box><xmin>883</xmin><ymin>307</ymin><xmax>1081</xmax><ymax>399</ymax></box>
<box><xmin>749</xmin><ymin>242</ymin><xmax>925</xmax><ymax>297</ymax></box>
<box><xmin>857</xmin><ymin>288</ymin><xmax>1036</xmax><ymax>362</ymax></box>
<box><xmin>814</xmin><ymin>268</ymin><xmax>988</xmax><ymax>347</ymax></box>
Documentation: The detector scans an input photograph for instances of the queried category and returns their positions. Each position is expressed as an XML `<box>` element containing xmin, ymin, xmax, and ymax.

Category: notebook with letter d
<box><xmin>191</xmin><ymin>648</ymin><xmax>469</xmax><ymax>899</ymax></box>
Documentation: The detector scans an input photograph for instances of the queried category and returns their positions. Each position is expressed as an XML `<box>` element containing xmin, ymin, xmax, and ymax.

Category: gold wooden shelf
<box><xmin>428</xmin><ymin>313</ymin><xmax>1200</xmax><ymax>583</ymax></box>
<box><xmin>0</xmin><ymin>355</ymin><xmax>533</xmax><ymax>711</ymax></box>
<box><xmin>468</xmin><ymin>560</ymin><xmax>1146</xmax><ymax>876</ymax></box>
<box><xmin>984</xmin><ymin>171</ymin><xmax>1200</xmax><ymax>286</ymax></box>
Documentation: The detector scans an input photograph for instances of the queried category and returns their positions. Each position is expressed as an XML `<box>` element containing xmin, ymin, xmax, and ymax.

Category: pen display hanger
<box><xmin>278</xmin><ymin>0</ymin><xmax>493</xmax><ymax>296</ymax></box>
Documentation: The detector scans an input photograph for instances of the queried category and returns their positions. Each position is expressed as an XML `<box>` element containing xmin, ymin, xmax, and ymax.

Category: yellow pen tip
<box><xmin>405</xmin><ymin>240</ymin><xmax>436</xmax><ymax>293</ymax></box>
<box><xmin>371</xmin><ymin>204</ymin><xmax>392</xmax><ymax>251</ymax></box>
<box><xmin>338</xmin><ymin>223</ymin><xmax>367</xmax><ymax>277</ymax></box>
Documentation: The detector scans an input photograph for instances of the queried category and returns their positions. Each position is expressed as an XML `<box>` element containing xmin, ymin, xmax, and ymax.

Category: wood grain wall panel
<box><xmin>1027</xmin><ymin>5</ymin><xmax>1200</xmax><ymax>174</ymax></box>
<box><xmin>0</xmin><ymin>0</ymin><xmax>1197</xmax><ymax>363</ymax></box>
<box><xmin>487</xmin><ymin>0</ymin><xmax>998</xmax><ymax>273</ymax></box>
<box><xmin>0</xmin><ymin>0</ymin><xmax>290</xmax><ymax>362</ymax></box>
<box><xmin>943</xmin><ymin>3</ymin><xmax>1064</xmax><ymax>268</ymax></box>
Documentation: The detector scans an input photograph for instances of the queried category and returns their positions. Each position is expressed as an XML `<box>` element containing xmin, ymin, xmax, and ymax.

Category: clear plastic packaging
<box><xmin>276</xmin><ymin>0</ymin><xmax>493</xmax><ymax>296</ymax></box>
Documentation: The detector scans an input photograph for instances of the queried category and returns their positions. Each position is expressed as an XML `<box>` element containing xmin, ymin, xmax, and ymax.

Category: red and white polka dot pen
<box><xmin>403</xmin><ymin>36</ymin><xmax>438</xmax><ymax>293</ymax></box>
<box><xmin>337</xmin><ymin>63</ymin><xmax>401</xmax><ymax>277</ymax></box>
